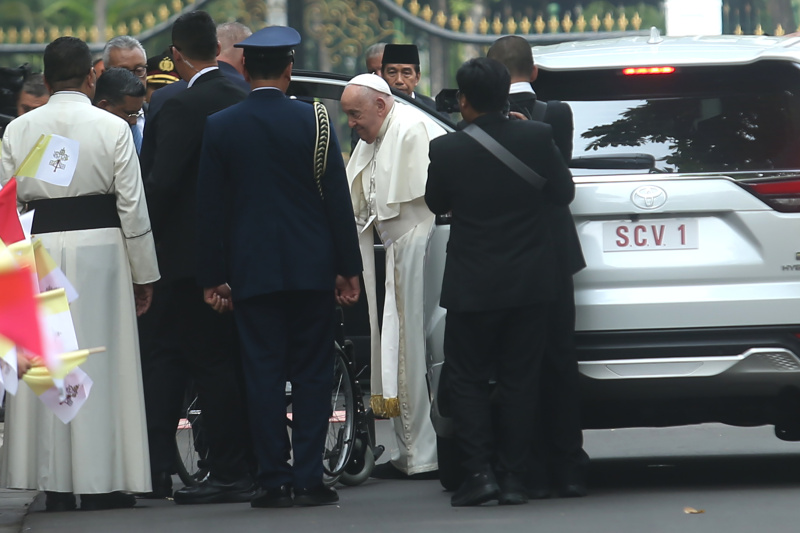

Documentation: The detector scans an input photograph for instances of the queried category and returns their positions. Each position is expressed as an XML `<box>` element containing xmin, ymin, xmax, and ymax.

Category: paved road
<box><xmin>18</xmin><ymin>421</ymin><xmax>800</xmax><ymax>533</ymax></box>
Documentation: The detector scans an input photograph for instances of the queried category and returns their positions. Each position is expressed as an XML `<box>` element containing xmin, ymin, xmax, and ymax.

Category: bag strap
<box><xmin>463</xmin><ymin>123</ymin><xmax>546</xmax><ymax>190</ymax></box>
<box><xmin>313</xmin><ymin>101</ymin><xmax>330</xmax><ymax>200</ymax></box>
<box><xmin>530</xmin><ymin>99</ymin><xmax>547</xmax><ymax>122</ymax></box>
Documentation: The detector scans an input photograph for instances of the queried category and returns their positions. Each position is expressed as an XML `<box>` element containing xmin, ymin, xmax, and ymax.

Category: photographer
<box><xmin>425</xmin><ymin>57</ymin><xmax>574</xmax><ymax>507</ymax></box>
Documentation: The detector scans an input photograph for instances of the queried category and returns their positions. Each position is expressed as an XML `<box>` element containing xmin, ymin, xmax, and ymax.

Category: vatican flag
<box><xmin>33</xmin><ymin>238</ymin><xmax>78</xmax><ymax>302</ymax></box>
<box><xmin>37</xmin><ymin>288</ymin><xmax>78</xmax><ymax>377</ymax></box>
<box><xmin>14</xmin><ymin>134</ymin><xmax>80</xmax><ymax>188</ymax></box>
<box><xmin>0</xmin><ymin>335</ymin><xmax>16</xmax><ymax>397</ymax></box>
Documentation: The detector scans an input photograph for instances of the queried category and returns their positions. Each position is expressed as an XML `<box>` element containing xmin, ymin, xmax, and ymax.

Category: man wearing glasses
<box><xmin>94</xmin><ymin>68</ymin><xmax>146</xmax><ymax>153</ymax></box>
<box><xmin>103</xmin><ymin>36</ymin><xmax>148</xmax><ymax>153</ymax></box>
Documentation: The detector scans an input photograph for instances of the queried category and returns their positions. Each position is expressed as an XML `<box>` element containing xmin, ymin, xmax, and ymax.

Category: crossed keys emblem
<box><xmin>59</xmin><ymin>384</ymin><xmax>80</xmax><ymax>406</ymax></box>
<box><xmin>49</xmin><ymin>147</ymin><xmax>69</xmax><ymax>173</ymax></box>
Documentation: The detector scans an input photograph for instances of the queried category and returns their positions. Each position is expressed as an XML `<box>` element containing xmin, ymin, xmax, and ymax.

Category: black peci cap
<box><xmin>382</xmin><ymin>44</ymin><xmax>420</xmax><ymax>66</ymax></box>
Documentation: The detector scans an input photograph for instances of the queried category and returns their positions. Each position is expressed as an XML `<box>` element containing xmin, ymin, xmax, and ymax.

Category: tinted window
<box><xmin>536</xmin><ymin>61</ymin><xmax>800</xmax><ymax>175</ymax></box>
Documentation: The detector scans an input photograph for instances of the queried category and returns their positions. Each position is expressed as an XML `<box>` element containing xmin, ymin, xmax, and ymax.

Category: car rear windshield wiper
<box><xmin>570</xmin><ymin>154</ymin><xmax>655</xmax><ymax>170</ymax></box>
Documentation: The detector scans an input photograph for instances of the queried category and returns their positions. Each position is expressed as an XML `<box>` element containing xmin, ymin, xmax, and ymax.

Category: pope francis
<box><xmin>342</xmin><ymin>74</ymin><xmax>445</xmax><ymax>477</ymax></box>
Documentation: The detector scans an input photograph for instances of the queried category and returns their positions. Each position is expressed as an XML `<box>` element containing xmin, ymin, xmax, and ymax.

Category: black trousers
<box><xmin>531</xmin><ymin>275</ymin><xmax>586</xmax><ymax>481</ymax></box>
<box><xmin>141</xmin><ymin>277</ymin><xmax>250</xmax><ymax>482</ymax></box>
<box><xmin>234</xmin><ymin>290</ymin><xmax>335</xmax><ymax>490</ymax></box>
<box><xmin>444</xmin><ymin>303</ymin><xmax>549</xmax><ymax>474</ymax></box>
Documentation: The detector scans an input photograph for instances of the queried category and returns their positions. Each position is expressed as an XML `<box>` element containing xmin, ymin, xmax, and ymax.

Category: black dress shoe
<box><xmin>173</xmin><ymin>476</ymin><xmax>256</xmax><ymax>505</ymax></box>
<box><xmin>293</xmin><ymin>485</ymin><xmax>339</xmax><ymax>506</ymax></box>
<box><xmin>553</xmin><ymin>466</ymin><xmax>588</xmax><ymax>498</ymax></box>
<box><xmin>525</xmin><ymin>485</ymin><xmax>552</xmax><ymax>500</ymax></box>
<box><xmin>497</xmin><ymin>472</ymin><xmax>528</xmax><ymax>506</ymax></box>
<box><xmin>251</xmin><ymin>484</ymin><xmax>293</xmax><ymax>508</ymax></box>
<box><xmin>370</xmin><ymin>462</ymin><xmax>439</xmax><ymax>480</ymax></box>
<box><xmin>139</xmin><ymin>472</ymin><xmax>173</xmax><ymax>499</ymax></box>
<box><xmin>80</xmin><ymin>492</ymin><xmax>136</xmax><ymax>511</ymax></box>
<box><xmin>45</xmin><ymin>491</ymin><xmax>76</xmax><ymax>512</ymax></box>
<box><xmin>556</xmin><ymin>482</ymin><xmax>588</xmax><ymax>498</ymax></box>
<box><xmin>451</xmin><ymin>469</ymin><xmax>500</xmax><ymax>507</ymax></box>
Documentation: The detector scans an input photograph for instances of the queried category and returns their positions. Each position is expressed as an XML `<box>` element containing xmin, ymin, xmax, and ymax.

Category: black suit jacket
<box><xmin>195</xmin><ymin>89</ymin><xmax>362</xmax><ymax>300</ymax></box>
<box><xmin>217</xmin><ymin>61</ymin><xmax>250</xmax><ymax>92</ymax></box>
<box><xmin>508</xmin><ymin>91</ymin><xmax>586</xmax><ymax>275</ymax></box>
<box><xmin>425</xmin><ymin>113</ymin><xmax>575</xmax><ymax>313</ymax></box>
<box><xmin>140</xmin><ymin>80</ymin><xmax>188</xmax><ymax>178</ymax></box>
<box><xmin>144</xmin><ymin>69</ymin><xmax>248</xmax><ymax>282</ymax></box>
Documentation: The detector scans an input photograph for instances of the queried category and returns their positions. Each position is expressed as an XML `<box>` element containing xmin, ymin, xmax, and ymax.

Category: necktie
<box><xmin>130</xmin><ymin>124</ymin><xmax>142</xmax><ymax>154</ymax></box>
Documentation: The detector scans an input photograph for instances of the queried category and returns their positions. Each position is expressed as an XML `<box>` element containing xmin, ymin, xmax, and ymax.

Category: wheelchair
<box><xmin>175</xmin><ymin>306</ymin><xmax>383</xmax><ymax>488</ymax></box>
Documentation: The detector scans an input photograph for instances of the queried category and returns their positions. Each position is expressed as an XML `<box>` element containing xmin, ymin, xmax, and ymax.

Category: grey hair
<box><xmin>217</xmin><ymin>22</ymin><xmax>252</xmax><ymax>53</ymax></box>
<box><xmin>102</xmin><ymin>35</ymin><xmax>146</xmax><ymax>67</ymax></box>
<box><xmin>365</xmin><ymin>42</ymin><xmax>386</xmax><ymax>60</ymax></box>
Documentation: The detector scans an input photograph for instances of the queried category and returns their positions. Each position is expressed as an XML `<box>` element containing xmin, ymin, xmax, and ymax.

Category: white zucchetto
<box><xmin>347</xmin><ymin>73</ymin><xmax>392</xmax><ymax>95</ymax></box>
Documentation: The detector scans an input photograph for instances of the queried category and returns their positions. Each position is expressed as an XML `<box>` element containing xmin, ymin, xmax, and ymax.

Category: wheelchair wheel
<box><xmin>175</xmin><ymin>392</ymin><xmax>210</xmax><ymax>487</ymax></box>
<box><xmin>338</xmin><ymin>437</ymin><xmax>375</xmax><ymax>486</ymax></box>
<box><xmin>322</xmin><ymin>346</ymin><xmax>355</xmax><ymax>480</ymax></box>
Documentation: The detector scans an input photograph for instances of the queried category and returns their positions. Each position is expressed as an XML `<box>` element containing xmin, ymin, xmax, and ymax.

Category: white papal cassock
<box><xmin>347</xmin><ymin>102</ymin><xmax>445</xmax><ymax>475</ymax></box>
<box><xmin>0</xmin><ymin>92</ymin><xmax>159</xmax><ymax>494</ymax></box>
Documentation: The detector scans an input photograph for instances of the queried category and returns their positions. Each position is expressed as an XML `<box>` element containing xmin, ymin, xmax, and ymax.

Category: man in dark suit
<box><xmin>381</xmin><ymin>44</ymin><xmax>438</xmax><ymax>114</ymax></box>
<box><xmin>425</xmin><ymin>57</ymin><xmax>574</xmax><ymax>507</ymax></box>
<box><xmin>196</xmin><ymin>26</ymin><xmax>362</xmax><ymax>508</ymax></box>
<box><xmin>488</xmin><ymin>35</ymin><xmax>589</xmax><ymax>498</ymax></box>
<box><xmin>142</xmin><ymin>10</ymin><xmax>253</xmax><ymax>504</ymax></box>
<box><xmin>216</xmin><ymin>22</ymin><xmax>251</xmax><ymax>92</ymax></box>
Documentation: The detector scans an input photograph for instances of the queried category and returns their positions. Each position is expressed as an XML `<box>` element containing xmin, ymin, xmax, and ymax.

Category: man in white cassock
<box><xmin>341</xmin><ymin>74</ymin><xmax>445</xmax><ymax>477</ymax></box>
<box><xmin>0</xmin><ymin>37</ymin><xmax>159</xmax><ymax>512</ymax></box>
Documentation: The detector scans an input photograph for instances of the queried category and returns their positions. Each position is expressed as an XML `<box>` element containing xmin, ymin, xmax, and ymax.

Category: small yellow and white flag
<box><xmin>0</xmin><ymin>335</ymin><xmax>16</xmax><ymax>398</ymax></box>
<box><xmin>37</xmin><ymin>288</ymin><xmax>78</xmax><ymax>378</ymax></box>
<box><xmin>22</xmin><ymin>348</ymin><xmax>91</xmax><ymax>396</ymax></box>
<box><xmin>15</xmin><ymin>134</ymin><xmax>80</xmax><ymax>188</ymax></box>
<box><xmin>22</xmin><ymin>348</ymin><xmax>99</xmax><ymax>423</ymax></box>
<box><xmin>33</xmin><ymin>239</ymin><xmax>78</xmax><ymax>302</ymax></box>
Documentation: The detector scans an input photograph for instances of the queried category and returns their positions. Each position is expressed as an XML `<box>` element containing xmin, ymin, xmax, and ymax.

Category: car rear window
<box><xmin>535</xmin><ymin>61</ymin><xmax>800</xmax><ymax>176</ymax></box>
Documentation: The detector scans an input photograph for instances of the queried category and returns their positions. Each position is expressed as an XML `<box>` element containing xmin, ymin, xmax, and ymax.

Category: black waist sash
<box><xmin>27</xmin><ymin>194</ymin><xmax>121</xmax><ymax>234</ymax></box>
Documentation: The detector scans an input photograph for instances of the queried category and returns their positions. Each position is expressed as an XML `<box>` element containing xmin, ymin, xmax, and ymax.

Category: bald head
<box><xmin>487</xmin><ymin>35</ymin><xmax>534</xmax><ymax>80</ymax></box>
<box><xmin>217</xmin><ymin>22</ymin><xmax>252</xmax><ymax>75</ymax></box>
<box><xmin>341</xmin><ymin>83</ymin><xmax>394</xmax><ymax>144</ymax></box>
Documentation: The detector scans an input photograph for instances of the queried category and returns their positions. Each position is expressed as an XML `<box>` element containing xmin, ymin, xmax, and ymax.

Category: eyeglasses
<box><xmin>129</xmin><ymin>66</ymin><xmax>147</xmax><ymax>78</ymax></box>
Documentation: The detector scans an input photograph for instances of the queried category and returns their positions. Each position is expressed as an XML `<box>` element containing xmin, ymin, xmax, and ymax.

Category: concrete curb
<box><xmin>0</xmin><ymin>489</ymin><xmax>38</xmax><ymax>533</ymax></box>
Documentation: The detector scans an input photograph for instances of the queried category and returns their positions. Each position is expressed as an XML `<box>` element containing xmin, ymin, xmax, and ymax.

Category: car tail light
<box><xmin>739</xmin><ymin>178</ymin><xmax>800</xmax><ymax>212</ymax></box>
<box><xmin>622</xmin><ymin>66</ymin><xmax>676</xmax><ymax>75</ymax></box>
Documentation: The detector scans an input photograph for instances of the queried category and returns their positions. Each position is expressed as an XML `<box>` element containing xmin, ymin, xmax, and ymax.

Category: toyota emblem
<box><xmin>631</xmin><ymin>185</ymin><xmax>667</xmax><ymax>210</ymax></box>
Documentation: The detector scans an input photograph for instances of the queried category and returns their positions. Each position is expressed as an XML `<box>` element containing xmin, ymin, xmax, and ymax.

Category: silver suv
<box><xmin>425</xmin><ymin>31</ymin><xmax>800</xmax><ymax>452</ymax></box>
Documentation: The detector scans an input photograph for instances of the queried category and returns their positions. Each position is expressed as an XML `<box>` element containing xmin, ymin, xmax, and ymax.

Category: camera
<box><xmin>435</xmin><ymin>88</ymin><xmax>459</xmax><ymax>114</ymax></box>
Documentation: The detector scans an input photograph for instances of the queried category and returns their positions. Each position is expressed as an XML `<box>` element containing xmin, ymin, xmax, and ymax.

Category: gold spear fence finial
<box><xmin>506</xmin><ymin>17</ymin><xmax>517</xmax><ymax>34</ymax></box>
<box><xmin>576</xmin><ymin>14</ymin><xmax>587</xmax><ymax>32</ymax></box>
<box><xmin>492</xmin><ymin>15</ymin><xmax>503</xmax><ymax>34</ymax></box>
<box><xmin>449</xmin><ymin>14</ymin><xmax>460</xmax><ymax>32</ymax></box>
<box><xmin>548</xmin><ymin>15</ymin><xmax>560</xmax><ymax>33</ymax></box>
<box><xmin>534</xmin><ymin>15</ymin><xmax>546</xmax><ymax>34</ymax></box>
<box><xmin>562</xmin><ymin>13</ymin><xmax>573</xmax><ymax>33</ymax></box>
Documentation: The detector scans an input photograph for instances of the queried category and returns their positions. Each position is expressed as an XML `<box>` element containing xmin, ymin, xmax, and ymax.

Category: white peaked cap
<box><xmin>347</xmin><ymin>73</ymin><xmax>392</xmax><ymax>95</ymax></box>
